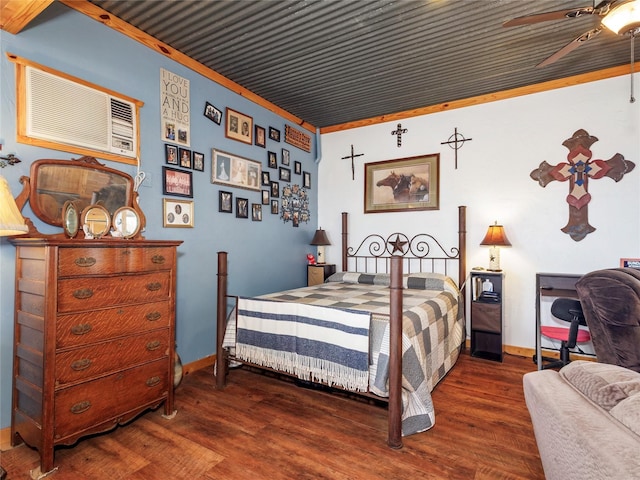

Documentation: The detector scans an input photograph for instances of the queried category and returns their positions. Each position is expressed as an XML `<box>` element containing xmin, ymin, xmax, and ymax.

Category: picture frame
<box><xmin>271</xmin><ymin>199</ymin><xmax>279</xmax><ymax>215</ymax></box>
<box><xmin>281</xmin><ymin>148</ymin><xmax>290</xmax><ymax>166</ymax></box>
<box><xmin>262</xmin><ymin>171</ymin><xmax>271</xmax><ymax>186</ymax></box>
<box><xmin>620</xmin><ymin>258</ymin><xmax>640</xmax><ymax>268</ymax></box>
<box><xmin>179</xmin><ymin>148</ymin><xmax>192</xmax><ymax>169</ymax></box>
<box><xmin>236</xmin><ymin>197</ymin><xmax>249</xmax><ymax>218</ymax></box>
<box><xmin>163</xmin><ymin>167</ymin><xmax>193</xmax><ymax>198</ymax></box>
<box><xmin>294</xmin><ymin>161</ymin><xmax>301</xmax><ymax>175</ymax></box>
<box><xmin>163</xmin><ymin>198</ymin><xmax>194</xmax><ymax>228</ymax></box>
<box><xmin>364</xmin><ymin>154</ymin><xmax>440</xmax><ymax>213</ymax></box>
<box><xmin>270</xmin><ymin>181</ymin><xmax>279</xmax><ymax>197</ymax></box>
<box><xmin>252</xmin><ymin>203</ymin><xmax>262</xmax><ymax>221</ymax></box>
<box><xmin>165</xmin><ymin>144</ymin><xmax>178</xmax><ymax>165</ymax></box>
<box><xmin>268</xmin><ymin>151</ymin><xmax>277</xmax><ymax>169</ymax></box>
<box><xmin>262</xmin><ymin>190</ymin><xmax>270</xmax><ymax>205</ymax></box>
<box><xmin>204</xmin><ymin>101</ymin><xmax>222</xmax><ymax>125</ymax></box>
<box><xmin>225</xmin><ymin>107</ymin><xmax>253</xmax><ymax>144</ymax></box>
<box><xmin>219</xmin><ymin>190</ymin><xmax>233</xmax><ymax>213</ymax></box>
<box><xmin>268</xmin><ymin>126</ymin><xmax>281</xmax><ymax>142</ymax></box>
<box><xmin>302</xmin><ymin>171</ymin><xmax>311</xmax><ymax>189</ymax></box>
<box><xmin>255</xmin><ymin>125</ymin><xmax>266</xmax><ymax>147</ymax></box>
<box><xmin>279</xmin><ymin>167</ymin><xmax>291</xmax><ymax>182</ymax></box>
<box><xmin>211</xmin><ymin>149</ymin><xmax>261</xmax><ymax>191</ymax></box>
<box><xmin>192</xmin><ymin>151</ymin><xmax>205</xmax><ymax>172</ymax></box>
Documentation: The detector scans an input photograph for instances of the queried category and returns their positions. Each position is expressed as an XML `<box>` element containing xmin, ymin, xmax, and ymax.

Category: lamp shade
<box><xmin>602</xmin><ymin>0</ymin><xmax>640</xmax><ymax>35</ymax></box>
<box><xmin>0</xmin><ymin>175</ymin><xmax>28</xmax><ymax>236</ymax></box>
<box><xmin>310</xmin><ymin>228</ymin><xmax>331</xmax><ymax>246</ymax></box>
<box><xmin>480</xmin><ymin>222</ymin><xmax>511</xmax><ymax>247</ymax></box>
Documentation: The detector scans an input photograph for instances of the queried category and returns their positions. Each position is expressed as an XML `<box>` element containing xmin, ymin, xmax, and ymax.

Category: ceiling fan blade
<box><xmin>536</xmin><ymin>28</ymin><xmax>603</xmax><ymax>67</ymax></box>
<box><xmin>503</xmin><ymin>7</ymin><xmax>595</xmax><ymax>27</ymax></box>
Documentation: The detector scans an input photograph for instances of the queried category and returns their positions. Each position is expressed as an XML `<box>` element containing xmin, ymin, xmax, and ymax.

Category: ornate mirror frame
<box><xmin>15</xmin><ymin>156</ymin><xmax>146</xmax><ymax>239</ymax></box>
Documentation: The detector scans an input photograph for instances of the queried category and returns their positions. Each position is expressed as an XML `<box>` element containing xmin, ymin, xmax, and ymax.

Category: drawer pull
<box><xmin>71</xmin><ymin>323</ymin><xmax>92</xmax><ymax>335</ymax></box>
<box><xmin>70</xmin><ymin>400</ymin><xmax>91</xmax><ymax>414</ymax></box>
<box><xmin>74</xmin><ymin>257</ymin><xmax>96</xmax><ymax>268</ymax></box>
<box><xmin>146</xmin><ymin>282</ymin><xmax>162</xmax><ymax>292</ymax></box>
<box><xmin>73</xmin><ymin>288</ymin><xmax>94</xmax><ymax>300</ymax></box>
<box><xmin>71</xmin><ymin>358</ymin><xmax>91</xmax><ymax>371</ymax></box>
<box><xmin>146</xmin><ymin>340</ymin><xmax>161</xmax><ymax>351</ymax></box>
<box><xmin>146</xmin><ymin>376</ymin><xmax>161</xmax><ymax>387</ymax></box>
<box><xmin>146</xmin><ymin>311</ymin><xmax>161</xmax><ymax>321</ymax></box>
<box><xmin>151</xmin><ymin>255</ymin><xmax>165</xmax><ymax>264</ymax></box>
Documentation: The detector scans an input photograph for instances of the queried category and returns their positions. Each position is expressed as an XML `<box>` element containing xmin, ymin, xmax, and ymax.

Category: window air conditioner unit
<box><xmin>25</xmin><ymin>66</ymin><xmax>137</xmax><ymax>159</ymax></box>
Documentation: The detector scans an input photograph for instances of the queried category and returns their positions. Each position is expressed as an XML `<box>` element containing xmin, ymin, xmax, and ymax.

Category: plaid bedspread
<box><xmin>223</xmin><ymin>273</ymin><xmax>465</xmax><ymax>436</ymax></box>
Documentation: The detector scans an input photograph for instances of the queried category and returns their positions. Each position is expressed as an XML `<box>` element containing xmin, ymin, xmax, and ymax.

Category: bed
<box><xmin>215</xmin><ymin>207</ymin><xmax>467</xmax><ymax>448</ymax></box>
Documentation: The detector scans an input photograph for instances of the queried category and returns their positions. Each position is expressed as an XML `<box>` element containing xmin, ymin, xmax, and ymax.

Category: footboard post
<box><xmin>388</xmin><ymin>255</ymin><xmax>403</xmax><ymax>449</ymax></box>
<box><xmin>216</xmin><ymin>251</ymin><xmax>228</xmax><ymax>389</ymax></box>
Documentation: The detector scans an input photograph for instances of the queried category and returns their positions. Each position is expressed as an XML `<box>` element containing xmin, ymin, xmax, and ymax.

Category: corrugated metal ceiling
<box><xmin>88</xmin><ymin>0</ymin><xmax>639</xmax><ymax>128</ymax></box>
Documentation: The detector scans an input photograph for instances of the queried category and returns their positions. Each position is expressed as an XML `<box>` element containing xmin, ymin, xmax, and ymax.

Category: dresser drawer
<box><xmin>55</xmin><ymin>329</ymin><xmax>170</xmax><ymax>386</ymax></box>
<box><xmin>56</xmin><ymin>301</ymin><xmax>170</xmax><ymax>348</ymax></box>
<box><xmin>58</xmin><ymin>247</ymin><xmax>175</xmax><ymax>277</ymax></box>
<box><xmin>54</xmin><ymin>359</ymin><xmax>169</xmax><ymax>440</ymax></box>
<box><xmin>58</xmin><ymin>271</ymin><xmax>171</xmax><ymax>312</ymax></box>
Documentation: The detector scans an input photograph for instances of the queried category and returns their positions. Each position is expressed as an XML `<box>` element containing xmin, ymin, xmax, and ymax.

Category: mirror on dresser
<box><xmin>14</xmin><ymin>155</ymin><xmax>145</xmax><ymax>238</ymax></box>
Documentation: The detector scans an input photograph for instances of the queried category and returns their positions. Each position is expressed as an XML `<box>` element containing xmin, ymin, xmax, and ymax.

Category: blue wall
<box><xmin>0</xmin><ymin>3</ymin><xmax>318</xmax><ymax>428</ymax></box>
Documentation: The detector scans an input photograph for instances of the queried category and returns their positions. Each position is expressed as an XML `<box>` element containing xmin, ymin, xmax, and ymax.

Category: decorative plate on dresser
<box><xmin>9</xmin><ymin>156</ymin><xmax>182</xmax><ymax>478</ymax></box>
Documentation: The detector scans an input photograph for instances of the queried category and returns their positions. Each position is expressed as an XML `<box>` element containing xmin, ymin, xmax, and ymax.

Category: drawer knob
<box><xmin>73</xmin><ymin>288</ymin><xmax>94</xmax><ymax>300</ymax></box>
<box><xmin>146</xmin><ymin>311</ymin><xmax>161</xmax><ymax>321</ymax></box>
<box><xmin>146</xmin><ymin>282</ymin><xmax>162</xmax><ymax>291</ymax></box>
<box><xmin>70</xmin><ymin>400</ymin><xmax>92</xmax><ymax>414</ymax></box>
<box><xmin>74</xmin><ymin>257</ymin><xmax>96</xmax><ymax>268</ymax></box>
<box><xmin>146</xmin><ymin>376</ymin><xmax>161</xmax><ymax>387</ymax></box>
<box><xmin>71</xmin><ymin>358</ymin><xmax>92</xmax><ymax>371</ymax></box>
<box><xmin>146</xmin><ymin>340</ymin><xmax>161</xmax><ymax>351</ymax></box>
<box><xmin>70</xmin><ymin>323</ymin><xmax>92</xmax><ymax>335</ymax></box>
<box><xmin>151</xmin><ymin>255</ymin><xmax>165</xmax><ymax>264</ymax></box>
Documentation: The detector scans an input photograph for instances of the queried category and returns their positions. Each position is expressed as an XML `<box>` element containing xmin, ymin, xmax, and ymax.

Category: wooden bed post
<box><xmin>216</xmin><ymin>251</ymin><xmax>228</xmax><ymax>389</ymax></box>
<box><xmin>341</xmin><ymin>211</ymin><xmax>348</xmax><ymax>272</ymax></box>
<box><xmin>388</xmin><ymin>255</ymin><xmax>403</xmax><ymax>449</ymax></box>
<box><xmin>458</xmin><ymin>205</ymin><xmax>467</xmax><ymax>304</ymax></box>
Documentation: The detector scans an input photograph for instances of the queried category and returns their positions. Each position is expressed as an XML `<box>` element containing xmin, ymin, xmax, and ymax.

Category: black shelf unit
<box><xmin>470</xmin><ymin>271</ymin><xmax>504</xmax><ymax>362</ymax></box>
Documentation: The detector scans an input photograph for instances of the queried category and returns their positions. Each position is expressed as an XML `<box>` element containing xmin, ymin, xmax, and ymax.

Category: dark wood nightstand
<box><xmin>470</xmin><ymin>271</ymin><xmax>504</xmax><ymax>362</ymax></box>
<box><xmin>307</xmin><ymin>264</ymin><xmax>336</xmax><ymax>286</ymax></box>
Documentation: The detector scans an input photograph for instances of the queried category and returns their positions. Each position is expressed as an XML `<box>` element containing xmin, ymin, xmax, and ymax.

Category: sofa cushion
<box><xmin>560</xmin><ymin>360</ymin><xmax>640</xmax><ymax>411</ymax></box>
<box><xmin>610</xmin><ymin>393</ymin><xmax>640</xmax><ymax>437</ymax></box>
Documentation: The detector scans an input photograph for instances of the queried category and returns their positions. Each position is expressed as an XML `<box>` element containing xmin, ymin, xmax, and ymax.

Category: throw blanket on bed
<box><xmin>236</xmin><ymin>297</ymin><xmax>372</xmax><ymax>392</ymax></box>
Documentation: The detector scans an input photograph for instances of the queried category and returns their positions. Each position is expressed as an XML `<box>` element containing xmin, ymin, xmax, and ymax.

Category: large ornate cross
<box><xmin>340</xmin><ymin>144</ymin><xmax>364</xmax><ymax>180</ymax></box>
<box><xmin>530</xmin><ymin>129</ymin><xmax>635</xmax><ymax>241</ymax></box>
<box><xmin>391</xmin><ymin>123</ymin><xmax>408</xmax><ymax>147</ymax></box>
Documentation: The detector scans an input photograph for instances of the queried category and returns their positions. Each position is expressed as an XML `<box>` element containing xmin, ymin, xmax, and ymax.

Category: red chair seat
<box><xmin>541</xmin><ymin>326</ymin><xmax>591</xmax><ymax>343</ymax></box>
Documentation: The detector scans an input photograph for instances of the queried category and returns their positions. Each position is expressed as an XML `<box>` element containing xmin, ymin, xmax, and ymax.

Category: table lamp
<box><xmin>310</xmin><ymin>228</ymin><xmax>331</xmax><ymax>264</ymax></box>
<box><xmin>480</xmin><ymin>221</ymin><xmax>511</xmax><ymax>271</ymax></box>
<box><xmin>0</xmin><ymin>175</ymin><xmax>28</xmax><ymax>236</ymax></box>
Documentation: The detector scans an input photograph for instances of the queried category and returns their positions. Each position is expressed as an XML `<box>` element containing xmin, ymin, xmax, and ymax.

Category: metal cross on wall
<box><xmin>391</xmin><ymin>123</ymin><xmax>408</xmax><ymax>147</ymax></box>
<box><xmin>340</xmin><ymin>144</ymin><xmax>364</xmax><ymax>180</ymax></box>
<box><xmin>441</xmin><ymin>127</ymin><xmax>472</xmax><ymax>169</ymax></box>
<box><xmin>530</xmin><ymin>129</ymin><xmax>635</xmax><ymax>242</ymax></box>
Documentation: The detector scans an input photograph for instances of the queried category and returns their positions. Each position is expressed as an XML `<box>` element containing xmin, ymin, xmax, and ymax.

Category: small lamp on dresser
<box><xmin>0</xmin><ymin>175</ymin><xmax>28</xmax><ymax>236</ymax></box>
<box><xmin>310</xmin><ymin>228</ymin><xmax>331</xmax><ymax>264</ymax></box>
<box><xmin>480</xmin><ymin>221</ymin><xmax>511</xmax><ymax>271</ymax></box>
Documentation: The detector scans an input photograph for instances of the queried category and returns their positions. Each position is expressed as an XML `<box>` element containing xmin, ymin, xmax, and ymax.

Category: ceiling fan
<box><xmin>503</xmin><ymin>0</ymin><xmax>640</xmax><ymax>68</ymax></box>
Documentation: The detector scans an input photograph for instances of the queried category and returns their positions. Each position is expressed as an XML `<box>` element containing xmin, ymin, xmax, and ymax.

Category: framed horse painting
<box><xmin>364</xmin><ymin>154</ymin><xmax>439</xmax><ymax>213</ymax></box>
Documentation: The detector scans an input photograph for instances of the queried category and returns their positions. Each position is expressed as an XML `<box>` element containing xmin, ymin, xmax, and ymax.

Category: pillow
<box><xmin>609</xmin><ymin>393</ymin><xmax>640</xmax><ymax>436</ymax></box>
<box><xmin>560</xmin><ymin>360</ymin><xmax>640</xmax><ymax>411</ymax></box>
<box><xmin>404</xmin><ymin>272</ymin><xmax>459</xmax><ymax>294</ymax></box>
<box><xmin>325</xmin><ymin>271</ymin><xmax>390</xmax><ymax>286</ymax></box>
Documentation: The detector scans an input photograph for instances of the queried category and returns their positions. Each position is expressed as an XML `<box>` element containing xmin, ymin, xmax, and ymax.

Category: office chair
<box><xmin>540</xmin><ymin>298</ymin><xmax>591</xmax><ymax>370</ymax></box>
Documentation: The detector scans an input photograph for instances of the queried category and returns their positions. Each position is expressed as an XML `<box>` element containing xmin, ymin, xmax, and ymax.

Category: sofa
<box><xmin>523</xmin><ymin>361</ymin><xmax>640</xmax><ymax>479</ymax></box>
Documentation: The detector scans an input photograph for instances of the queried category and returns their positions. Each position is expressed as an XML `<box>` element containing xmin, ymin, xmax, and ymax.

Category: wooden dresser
<box><xmin>10</xmin><ymin>237</ymin><xmax>182</xmax><ymax>477</ymax></box>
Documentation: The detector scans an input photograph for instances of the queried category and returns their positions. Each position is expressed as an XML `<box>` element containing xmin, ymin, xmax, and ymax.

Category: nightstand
<box><xmin>307</xmin><ymin>264</ymin><xmax>336</xmax><ymax>286</ymax></box>
<box><xmin>470</xmin><ymin>271</ymin><xmax>504</xmax><ymax>362</ymax></box>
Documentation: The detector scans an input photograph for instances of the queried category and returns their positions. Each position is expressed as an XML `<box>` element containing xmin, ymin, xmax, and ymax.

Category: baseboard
<box><xmin>0</xmin><ymin>426</ymin><xmax>11</xmax><ymax>451</ymax></box>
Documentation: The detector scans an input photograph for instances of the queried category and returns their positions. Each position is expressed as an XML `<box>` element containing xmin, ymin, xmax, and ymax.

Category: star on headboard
<box><xmin>389</xmin><ymin>234</ymin><xmax>407</xmax><ymax>254</ymax></box>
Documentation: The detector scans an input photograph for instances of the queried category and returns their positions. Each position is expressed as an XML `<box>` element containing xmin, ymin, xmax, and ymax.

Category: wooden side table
<box><xmin>307</xmin><ymin>264</ymin><xmax>336</xmax><ymax>286</ymax></box>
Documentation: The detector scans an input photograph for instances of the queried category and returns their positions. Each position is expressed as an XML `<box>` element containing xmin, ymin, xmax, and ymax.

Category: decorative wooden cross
<box><xmin>441</xmin><ymin>127</ymin><xmax>472</xmax><ymax>169</ymax></box>
<box><xmin>530</xmin><ymin>129</ymin><xmax>635</xmax><ymax>242</ymax></box>
<box><xmin>340</xmin><ymin>144</ymin><xmax>364</xmax><ymax>180</ymax></box>
<box><xmin>391</xmin><ymin>123</ymin><xmax>408</xmax><ymax>147</ymax></box>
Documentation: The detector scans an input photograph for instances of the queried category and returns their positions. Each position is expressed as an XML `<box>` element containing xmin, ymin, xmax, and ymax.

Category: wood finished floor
<box><xmin>1</xmin><ymin>352</ymin><xmax>545</xmax><ymax>479</ymax></box>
